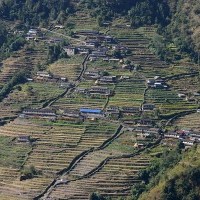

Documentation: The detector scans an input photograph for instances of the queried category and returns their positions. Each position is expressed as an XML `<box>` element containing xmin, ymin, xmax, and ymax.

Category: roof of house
<box><xmin>80</xmin><ymin>108</ymin><xmax>102</xmax><ymax>114</ymax></box>
<box><xmin>23</xmin><ymin>109</ymin><xmax>56</xmax><ymax>115</ymax></box>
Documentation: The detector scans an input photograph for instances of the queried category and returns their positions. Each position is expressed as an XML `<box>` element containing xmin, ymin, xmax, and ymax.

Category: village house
<box><xmin>22</xmin><ymin>109</ymin><xmax>56</xmax><ymax>119</ymax></box>
<box><xmin>190</xmin><ymin>132</ymin><xmax>200</xmax><ymax>141</ymax></box>
<box><xmin>136</xmin><ymin>118</ymin><xmax>154</xmax><ymax>126</ymax></box>
<box><xmin>106</xmin><ymin>106</ymin><xmax>120</xmax><ymax>118</ymax></box>
<box><xmin>55</xmin><ymin>25</ymin><xmax>64</xmax><ymax>29</ymax></box>
<box><xmin>89</xmin><ymin>86</ymin><xmax>112</xmax><ymax>96</ymax></box>
<box><xmin>87</xmin><ymin>35</ymin><xmax>114</xmax><ymax>43</ymax></box>
<box><xmin>90</xmin><ymin>49</ymin><xmax>107</xmax><ymax>60</ymax></box>
<box><xmin>85</xmin><ymin>40</ymin><xmax>99</xmax><ymax>48</ymax></box>
<box><xmin>76</xmin><ymin>46</ymin><xmax>90</xmax><ymax>54</ymax></box>
<box><xmin>75</xmin><ymin>88</ymin><xmax>88</xmax><ymax>94</ymax></box>
<box><xmin>121</xmin><ymin>64</ymin><xmax>133</xmax><ymax>70</ymax></box>
<box><xmin>63</xmin><ymin>46</ymin><xmax>77</xmax><ymax>56</ymax></box>
<box><xmin>80</xmin><ymin>108</ymin><xmax>105</xmax><ymax>119</ymax></box>
<box><xmin>178</xmin><ymin>93</ymin><xmax>186</xmax><ymax>98</ymax></box>
<box><xmin>182</xmin><ymin>139</ymin><xmax>197</xmax><ymax>146</ymax></box>
<box><xmin>135</xmin><ymin>126</ymin><xmax>150</xmax><ymax>132</ymax></box>
<box><xmin>84</xmin><ymin>71</ymin><xmax>101</xmax><ymax>80</ymax></box>
<box><xmin>99</xmin><ymin>76</ymin><xmax>117</xmax><ymax>83</ymax></box>
<box><xmin>147</xmin><ymin>77</ymin><xmax>168</xmax><ymax>89</ymax></box>
<box><xmin>142</xmin><ymin>104</ymin><xmax>155</xmax><ymax>111</ymax></box>
<box><xmin>113</xmin><ymin>45</ymin><xmax>128</xmax><ymax>52</ymax></box>
<box><xmin>27</xmin><ymin>29</ymin><xmax>38</xmax><ymax>36</ymax></box>
<box><xmin>60</xmin><ymin>82</ymin><xmax>73</xmax><ymax>88</ymax></box>
<box><xmin>154</xmin><ymin>82</ymin><xmax>168</xmax><ymax>89</ymax></box>
<box><xmin>17</xmin><ymin>136</ymin><xmax>31</xmax><ymax>143</ymax></box>
<box><xmin>36</xmin><ymin>71</ymin><xmax>52</xmax><ymax>78</ymax></box>
<box><xmin>146</xmin><ymin>79</ymin><xmax>155</xmax><ymax>86</ymax></box>
<box><xmin>76</xmin><ymin>30</ymin><xmax>99</xmax><ymax>36</ymax></box>
<box><xmin>47</xmin><ymin>37</ymin><xmax>63</xmax><ymax>44</ymax></box>
<box><xmin>61</xmin><ymin>109</ymin><xmax>84</xmax><ymax>122</ymax></box>
<box><xmin>164</xmin><ymin>132</ymin><xmax>179</xmax><ymax>139</ymax></box>
<box><xmin>134</xmin><ymin>142</ymin><xmax>145</xmax><ymax>149</ymax></box>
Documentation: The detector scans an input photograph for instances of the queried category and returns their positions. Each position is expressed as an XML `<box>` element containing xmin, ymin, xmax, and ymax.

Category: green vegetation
<box><xmin>139</xmin><ymin>146</ymin><xmax>200</xmax><ymax>200</ymax></box>
<box><xmin>0</xmin><ymin>136</ymin><xmax>31</xmax><ymax>168</ymax></box>
<box><xmin>0</xmin><ymin>23</ymin><xmax>26</xmax><ymax>61</ymax></box>
<box><xmin>0</xmin><ymin>0</ymin><xmax>199</xmax><ymax>199</ymax></box>
<box><xmin>0</xmin><ymin>0</ymin><xmax>72</xmax><ymax>25</ymax></box>
<box><xmin>0</xmin><ymin>69</ymin><xmax>27</xmax><ymax>101</ymax></box>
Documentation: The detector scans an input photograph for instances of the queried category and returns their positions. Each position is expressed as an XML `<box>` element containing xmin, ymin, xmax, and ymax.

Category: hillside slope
<box><xmin>166</xmin><ymin>0</ymin><xmax>200</xmax><ymax>58</ymax></box>
<box><xmin>139</xmin><ymin>146</ymin><xmax>200</xmax><ymax>200</ymax></box>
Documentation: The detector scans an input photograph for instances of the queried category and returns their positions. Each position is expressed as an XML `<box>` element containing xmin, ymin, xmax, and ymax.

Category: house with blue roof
<box><xmin>80</xmin><ymin>108</ymin><xmax>105</xmax><ymax>119</ymax></box>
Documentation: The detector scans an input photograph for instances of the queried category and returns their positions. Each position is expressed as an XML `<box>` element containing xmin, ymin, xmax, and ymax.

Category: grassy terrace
<box><xmin>0</xmin><ymin>136</ymin><xmax>31</xmax><ymax>168</ymax></box>
<box><xmin>3</xmin><ymin>82</ymin><xmax>65</xmax><ymax>109</ymax></box>
<box><xmin>52</xmin><ymin>91</ymin><xmax>107</xmax><ymax>110</ymax></box>
<box><xmin>175</xmin><ymin>113</ymin><xmax>200</xmax><ymax>132</ymax></box>
<box><xmin>48</xmin><ymin>125</ymin><xmax>157</xmax><ymax>199</ymax></box>
<box><xmin>48</xmin><ymin>56</ymin><xmax>84</xmax><ymax>81</ymax></box>
<box><xmin>86</xmin><ymin>59</ymin><xmax>133</xmax><ymax>77</ymax></box>
<box><xmin>0</xmin><ymin>118</ymin><xmax>118</xmax><ymax>199</ymax></box>
<box><xmin>108</xmin><ymin>75</ymin><xmax>146</xmax><ymax>108</ymax></box>
<box><xmin>0</xmin><ymin>43</ymin><xmax>48</xmax><ymax>84</ymax></box>
<box><xmin>169</xmin><ymin>76</ymin><xmax>200</xmax><ymax>97</ymax></box>
<box><xmin>145</xmin><ymin>88</ymin><xmax>197</xmax><ymax>115</ymax></box>
<box><xmin>50</xmin><ymin>155</ymin><xmax>150</xmax><ymax>199</ymax></box>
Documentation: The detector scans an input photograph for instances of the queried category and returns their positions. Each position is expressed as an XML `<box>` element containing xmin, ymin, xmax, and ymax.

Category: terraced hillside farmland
<box><xmin>49</xmin><ymin>155</ymin><xmax>150</xmax><ymax>199</ymax></box>
<box><xmin>145</xmin><ymin>88</ymin><xmax>198</xmax><ymax>116</ymax></box>
<box><xmin>0</xmin><ymin>43</ymin><xmax>48</xmax><ymax>85</ymax></box>
<box><xmin>175</xmin><ymin>113</ymin><xmax>200</xmax><ymax>132</ymax></box>
<box><xmin>48</xmin><ymin>56</ymin><xmax>84</xmax><ymax>81</ymax></box>
<box><xmin>0</xmin><ymin>3</ymin><xmax>199</xmax><ymax>199</ymax></box>
<box><xmin>0</xmin><ymin>118</ymin><xmax>119</xmax><ymax>199</ymax></box>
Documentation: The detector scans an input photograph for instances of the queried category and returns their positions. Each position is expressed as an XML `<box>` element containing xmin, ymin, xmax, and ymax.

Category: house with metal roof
<box><xmin>80</xmin><ymin>108</ymin><xmax>105</xmax><ymax>119</ymax></box>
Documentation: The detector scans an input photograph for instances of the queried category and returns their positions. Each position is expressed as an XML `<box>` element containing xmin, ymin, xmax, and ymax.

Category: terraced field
<box><xmin>0</xmin><ymin>118</ymin><xmax>120</xmax><ymax>199</ymax></box>
<box><xmin>175</xmin><ymin>113</ymin><xmax>200</xmax><ymax>132</ymax></box>
<box><xmin>48</xmin><ymin>56</ymin><xmax>84</xmax><ymax>81</ymax></box>
<box><xmin>145</xmin><ymin>88</ymin><xmax>198</xmax><ymax>115</ymax></box>
<box><xmin>48</xmin><ymin>155</ymin><xmax>150</xmax><ymax>199</ymax></box>
<box><xmin>0</xmin><ymin>43</ymin><xmax>48</xmax><ymax>84</ymax></box>
<box><xmin>108</xmin><ymin>75</ymin><xmax>146</xmax><ymax>108</ymax></box>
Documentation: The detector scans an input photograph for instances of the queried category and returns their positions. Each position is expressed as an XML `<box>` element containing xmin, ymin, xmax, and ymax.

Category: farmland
<box><xmin>0</xmin><ymin>1</ymin><xmax>199</xmax><ymax>200</ymax></box>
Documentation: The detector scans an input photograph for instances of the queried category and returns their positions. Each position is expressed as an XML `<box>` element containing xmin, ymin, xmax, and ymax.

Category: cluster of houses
<box><xmin>63</xmin><ymin>29</ymin><xmax>132</xmax><ymax>62</ymax></box>
<box><xmin>34</xmin><ymin>71</ymin><xmax>68</xmax><ymax>85</ymax></box>
<box><xmin>164</xmin><ymin>129</ymin><xmax>200</xmax><ymax>146</ymax></box>
<box><xmin>83</xmin><ymin>70</ymin><xmax>117</xmax><ymax>84</ymax></box>
<box><xmin>62</xmin><ymin>29</ymin><xmax>115</xmax><ymax>58</ymax></box>
<box><xmin>18</xmin><ymin>102</ymin><xmax>156</xmax><ymax>122</ymax></box>
<box><xmin>177</xmin><ymin>91</ymin><xmax>200</xmax><ymax>103</ymax></box>
<box><xmin>147</xmin><ymin>76</ymin><xmax>168</xmax><ymax>89</ymax></box>
<box><xmin>19</xmin><ymin>108</ymin><xmax>105</xmax><ymax>122</ymax></box>
<box><xmin>25</xmin><ymin>28</ymin><xmax>43</xmax><ymax>41</ymax></box>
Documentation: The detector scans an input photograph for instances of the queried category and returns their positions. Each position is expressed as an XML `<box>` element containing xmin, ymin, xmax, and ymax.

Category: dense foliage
<box><xmin>0</xmin><ymin>0</ymin><xmax>72</xmax><ymax>25</ymax></box>
<box><xmin>82</xmin><ymin>0</ymin><xmax>170</xmax><ymax>27</ymax></box>
<box><xmin>0</xmin><ymin>69</ymin><xmax>27</xmax><ymax>101</ymax></box>
<box><xmin>0</xmin><ymin>23</ymin><xmax>26</xmax><ymax>61</ymax></box>
<box><xmin>161</xmin><ymin>167</ymin><xmax>200</xmax><ymax>200</ymax></box>
<box><xmin>130</xmin><ymin>144</ymin><xmax>183</xmax><ymax>200</ymax></box>
<box><xmin>163</xmin><ymin>0</ymin><xmax>200</xmax><ymax>61</ymax></box>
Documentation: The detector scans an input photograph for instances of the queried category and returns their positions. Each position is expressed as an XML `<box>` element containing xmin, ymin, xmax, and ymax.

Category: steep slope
<box><xmin>166</xmin><ymin>0</ymin><xmax>200</xmax><ymax>58</ymax></box>
<box><xmin>139</xmin><ymin>146</ymin><xmax>200</xmax><ymax>200</ymax></box>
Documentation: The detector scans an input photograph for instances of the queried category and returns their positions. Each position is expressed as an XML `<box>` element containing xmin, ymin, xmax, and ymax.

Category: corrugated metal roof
<box><xmin>80</xmin><ymin>108</ymin><xmax>102</xmax><ymax>114</ymax></box>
